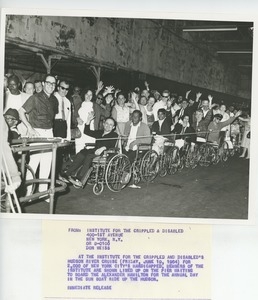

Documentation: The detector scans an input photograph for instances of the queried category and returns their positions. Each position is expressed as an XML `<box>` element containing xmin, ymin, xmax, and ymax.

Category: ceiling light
<box><xmin>183</xmin><ymin>26</ymin><xmax>238</xmax><ymax>32</ymax></box>
<box><xmin>217</xmin><ymin>50</ymin><xmax>252</xmax><ymax>54</ymax></box>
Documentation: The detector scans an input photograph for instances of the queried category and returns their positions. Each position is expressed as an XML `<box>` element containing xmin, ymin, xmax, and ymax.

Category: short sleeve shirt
<box><xmin>22</xmin><ymin>91</ymin><xmax>58</xmax><ymax>129</ymax></box>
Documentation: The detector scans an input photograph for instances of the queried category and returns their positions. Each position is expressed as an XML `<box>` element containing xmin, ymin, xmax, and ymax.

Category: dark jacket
<box><xmin>192</xmin><ymin>119</ymin><xmax>208</xmax><ymax>139</ymax></box>
<box><xmin>176</xmin><ymin>103</ymin><xmax>198</xmax><ymax>124</ymax></box>
<box><xmin>172</xmin><ymin>123</ymin><xmax>196</xmax><ymax>143</ymax></box>
<box><xmin>151</xmin><ymin>117</ymin><xmax>172</xmax><ymax>137</ymax></box>
<box><xmin>202</xmin><ymin>109</ymin><xmax>213</xmax><ymax>126</ymax></box>
<box><xmin>84</xmin><ymin>124</ymin><xmax>118</xmax><ymax>149</ymax></box>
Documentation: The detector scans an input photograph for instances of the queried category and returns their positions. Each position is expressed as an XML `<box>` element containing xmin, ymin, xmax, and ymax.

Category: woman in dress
<box><xmin>75</xmin><ymin>89</ymin><xmax>95</xmax><ymax>153</ymax></box>
<box><xmin>144</xmin><ymin>95</ymin><xmax>156</xmax><ymax>129</ymax></box>
<box><xmin>219</xmin><ymin>104</ymin><xmax>230</xmax><ymax>142</ymax></box>
<box><xmin>239</xmin><ymin>111</ymin><xmax>251</xmax><ymax>159</ymax></box>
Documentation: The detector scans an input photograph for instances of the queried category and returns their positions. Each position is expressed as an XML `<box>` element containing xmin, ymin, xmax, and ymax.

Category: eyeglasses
<box><xmin>60</xmin><ymin>86</ymin><xmax>69</xmax><ymax>91</ymax></box>
<box><xmin>162</xmin><ymin>95</ymin><xmax>169</xmax><ymax>98</ymax></box>
<box><xmin>97</xmin><ymin>96</ymin><xmax>103</xmax><ymax>100</ymax></box>
<box><xmin>45</xmin><ymin>81</ymin><xmax>56</xmax><ymax>87</ymax></box>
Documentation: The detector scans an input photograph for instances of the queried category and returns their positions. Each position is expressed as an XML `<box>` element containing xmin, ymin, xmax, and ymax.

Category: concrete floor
<box><xmin>23</xmin><ymin>156</ymin><xmax>249</xmax><ymax>219</ymax></box>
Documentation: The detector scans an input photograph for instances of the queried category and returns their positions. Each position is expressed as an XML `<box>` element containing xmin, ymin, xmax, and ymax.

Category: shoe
<box><xmin>68</xmin><ymin>176</ymin><xmax>83</xmax><ymax>188</ymax></box>
<box><xmin>59</xmin><ymin>172</ymin><xmax>70</xmax><ymax>183</ymax></box>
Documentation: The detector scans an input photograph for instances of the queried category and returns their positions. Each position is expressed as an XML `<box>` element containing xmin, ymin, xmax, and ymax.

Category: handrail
<box><xmin>9</xmin><ymin>138</ymin><xmax>70</xmax><ymax>214</ymax></box>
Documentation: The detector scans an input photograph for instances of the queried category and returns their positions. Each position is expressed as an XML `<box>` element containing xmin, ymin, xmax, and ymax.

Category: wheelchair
<box><xmin>198</xmin><ymin>137</ymin><xmax>229</xmax><ymax>167</ymax></box>
<box><xmin>73</xmin><ymin>144</ymin><xmax>131</xmax><ymax>195</ymax></box>
<box><xmin>172</xmin><ymin>138</ymin><xmax>194</xmax><ymax>171</ymax></box>
<box><xmin>155</xmin><ymin>140</ymin><xmax>181</xmax><ymax>176</ymax></box>
<box><xmin>229</xmin><ymin>134</ymin><xmax>241</xmax><ymax>157</ymax></box>
<box><xmin>157</xmin><ymin>140</ymin><xmax>175</xmax><ymax>177</ymax></box>
<box><xmin>129</xmin><ymin>144</ymin><xmax>159</xmax><ymax>185</ymax></box>
<box><xmin>151</xmin><ymin>135</ymin><xmax>175</xmax><ymax>177</ymax></box>
<box><xmin>184</xmin><ymin>143</ymin><xmax>199</xmax><ymax>169</ymax></box>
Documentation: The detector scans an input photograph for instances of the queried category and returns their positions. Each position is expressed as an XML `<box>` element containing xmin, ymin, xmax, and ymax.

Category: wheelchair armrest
<box><xmin>137</xmin><ymin>143</ymin><xmax>152</xmax><ymax>151</ymax></box>
<box><xmin>207</xmin><ymin>141</ymin><xmax>219</xmax><ymax>147</ymax></box>
<box><xmin>104</xmin><ymin>147</ymin><xmax>119</xmax><ymax>154</ymax></box>
<box><xmin>84</xmin><ymin>143</ymin><xmax>96</xmax><ymax>149</ymax></box>
<box><xmin>164</xmin><ymin>141</ymin><xmax>175</xmax><ymax>147</ymax></box>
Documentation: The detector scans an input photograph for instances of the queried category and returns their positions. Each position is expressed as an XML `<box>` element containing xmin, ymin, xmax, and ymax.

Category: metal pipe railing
<box><xmin>10</xmin><ymin>138</ymin><xmax>70</xmax><ymax>214</ymax></box>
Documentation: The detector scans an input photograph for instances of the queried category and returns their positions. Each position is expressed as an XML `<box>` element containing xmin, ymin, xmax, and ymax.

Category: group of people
<box><xmin>2</xmin><ymin>72</ymin><xmax>251</xmax><ymax>198</ymax></box>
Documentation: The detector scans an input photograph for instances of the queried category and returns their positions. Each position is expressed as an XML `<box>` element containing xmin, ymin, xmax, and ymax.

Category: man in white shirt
<box><xmin>152</xmin><ymin>90</ymin><xmax>169</xmax><ymax>121</ymax></box>
<box><xmin>53</xmin><ymin>80</ymin><xmax>72</xmax><ymax>178</ymax></box>
<box><xmin>53</xmin><ymin>80</ymin><xmax>71</xmax><ymax>140</ymax></box>
<box><xmin>123</xmin><ymin>110</ymin><xmax>151</xmax><ymax>163</ymax></box>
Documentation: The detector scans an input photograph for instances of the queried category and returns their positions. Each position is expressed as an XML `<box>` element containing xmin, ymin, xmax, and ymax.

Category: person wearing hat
<box><xmin>4</xmin><ymin>108</ymin><xmax>21</xmax><ymax>143</ymax></box>
<box><xmin>208</xmin><ymin>111</ymin><xmax>242</xmax><ymax>144</ymax></box>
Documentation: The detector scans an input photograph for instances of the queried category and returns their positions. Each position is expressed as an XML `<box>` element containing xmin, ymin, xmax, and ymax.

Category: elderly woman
<box><xmin>111</xmin><ymin>92</ymin><xmax>130</xmax><ymax>136</ymax></box>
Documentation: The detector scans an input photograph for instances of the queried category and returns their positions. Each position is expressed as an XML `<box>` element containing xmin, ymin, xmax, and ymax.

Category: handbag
<box><xmin>71</xmin><ymin>127</ymin><xmax>81</xmax><ymax>139</ymax></box>
<box><xmin>247</xmin><ymin>131</ymin><xmax>250</xmax><ymax>139</ymax></box>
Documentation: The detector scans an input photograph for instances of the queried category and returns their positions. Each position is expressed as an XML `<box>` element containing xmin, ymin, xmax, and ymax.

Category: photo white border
<box><xmin>1</xmin><ymin>7</ymin><xmax>257</xmax><ymax>225</ymax></box>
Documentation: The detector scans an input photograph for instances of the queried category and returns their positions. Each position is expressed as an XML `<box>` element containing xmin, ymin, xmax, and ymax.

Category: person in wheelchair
<box><xmin>151</xmin><ymin>108</ymin><xmax>173</xmax><ymax>155</ymax></box>
<box><xmin>192</xmin><ymin>109</ymin><xmax>208</xmax><ymax>143</ymax></box>
<box><xmin>208</xmin><ymin>111</ymin><xmax>242</xmax><ymax>145</ymax></box>
<box><xmin>123</xmin><ymin>109</ymin><xmax>151</xmax><ymax>163</ymax></box>
<box><xmin>60</xmin><ymin>113</ymin><xmax>118</xmax><ymax>188</ymax></box>
<box><xmin>171</xmin><ymin>115</ymin><xmax>196</xmax><ymax>151</ymax></box>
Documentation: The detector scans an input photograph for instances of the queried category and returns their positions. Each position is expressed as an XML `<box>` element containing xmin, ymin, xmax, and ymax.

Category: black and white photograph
<box><xmin>0</xmin><ymin>11</ymin><xmax>255</xmax><ymax>220</ymax></box>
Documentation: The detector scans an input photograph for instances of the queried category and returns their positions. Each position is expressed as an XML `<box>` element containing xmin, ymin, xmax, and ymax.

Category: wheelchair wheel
<box><xmin>167</xmin><ymin>146</ymin><xmax>180</xmax><ymax>175</ymax></box>
<box><xmin>190</xmin><ymin>146</ymin><xmax>199</xmax><ymax>169</ymax></box>
<box><xmin>24</xmin><ymin>164</ymin><xmax>36</xmax><ymax>195</ymax></box>
<box><xmin>140</xmin><ymin>150</ymin><xmax>159</xmax><ymax>182</ymax></box>
<box><xmin>105</xmin><ymin>154</ymin><xmax>131</xmax><ymax>192</ymax></box>
<box><xmin>199</xmin><ymin>144</ymin><xmax>212</xmax><ymax>167</ymax></box>
<box><xmin>185</xmin><ymin>148</ymin><xmax>192</xmax><ymax>168</ymax></box>
<box><xmin>133</xmin><ymin>173</ymin><xmax>141</xmax><ymax>185</ymax></box>
<box><xmin>130</xmin><ymin>160</ymin><xmax>141</xmax><ymax>185</ymax></box>
<box><xmin>178</xmin><ymin>154</ymin><xmax>185</xmax><ymax>171</ymax></box>
<box><xmin>93</xmin><ymin>182</ymin><xmax>104</xmax><ymax>195</ymax></box>
<box><xmin>212</xmin><ymin>147</ymin><xmax>220</xmax><ymax>165</ymax></box>
<box><xmin>159</xmin><ymin>167</ymin><xmax>167</xmax><ymax>177</ymax></box>
<box><xmin>159</xmin><ymin>155</ymin><xmax>167</xmax><ymax>177</ymax></box>
<box><xmin>221</xmin><ymin>142</ymin><xmax>229</xmax><ymax>162</ymax></box>
<box><xmin>229</xmin><ymin>149</ymin><xmax>235</xmax><ymax>157</ymax></box>
<box><xmin>234</xmin><ymin>145</ymin><xmax>241</xmax><ymax>156</ymax></box>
